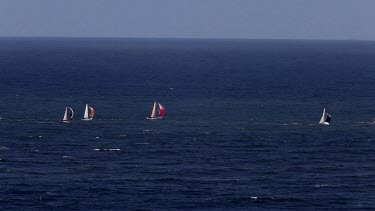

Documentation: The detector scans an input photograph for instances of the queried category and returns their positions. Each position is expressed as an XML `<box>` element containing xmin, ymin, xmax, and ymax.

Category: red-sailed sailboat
<box><xmin>82</xmin><ymin>104</ymin><xmax>95</xmax><ymax>121</ymax></box>
<box><xmin>147</xmin><ymin>101</ymin><xmax>166</xmax><ymax>120</ymax></box>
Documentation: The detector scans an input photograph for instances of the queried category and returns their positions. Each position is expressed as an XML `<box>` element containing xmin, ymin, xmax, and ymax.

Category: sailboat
<box><xmin>81</xmin><ymin>104</ymin><xmax>95</xmax><ymax>121</ymax></box>
<box><xmin>60</xmin><ymin>107</ymin><xmax>74</xmax><ymax>124</ymax></box>
<box><xmin>319</xmin><ymin>108</ymin><xmax>331</xmax><ymax>125</ymax></box>
<box><xmin>147</xmin><ymin>101</ymin><xmax>166</xmax><ymax>120</ymax></box>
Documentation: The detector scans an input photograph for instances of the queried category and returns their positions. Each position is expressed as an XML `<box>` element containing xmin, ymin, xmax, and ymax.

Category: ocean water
<box><xmin>0</xmin><ymin>38</ymin><xmax>375</xmax><ymax>210</ymax></box>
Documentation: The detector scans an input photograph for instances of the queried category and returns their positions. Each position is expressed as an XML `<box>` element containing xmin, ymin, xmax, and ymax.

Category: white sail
<box><xmin>68</xmin><ymin>107</ymin><xmax>74</xmax><ymax>120</ymax></box>
<box><xmin>63</xmin><ymin>107</ymin><xmax>68</xmax><ymax>121</ymax></box>
<box><xmin>319</xmin><ymin>108</ymin><xmax>326</xmax><ymax>124</ymax></box>
<box><xmin>84</xmin><ymin>104</ymin><xmax>89</xmax><ymax>119</ymax></box>
<box><xmin>319</xmin><ymin>108</ymin><xmax>330</xmax><ymax>125</ymax></box>
<box><xmin>151</xmin><ymin>101</ymin><xmax>157</xmax><ymax>118</ymax></box>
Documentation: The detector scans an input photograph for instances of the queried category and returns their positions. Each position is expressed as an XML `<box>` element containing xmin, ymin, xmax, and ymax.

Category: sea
<box><xmin>0</xmin><ymin>37</ymin><xmax>374</xmax><ymax>210</ymax></box>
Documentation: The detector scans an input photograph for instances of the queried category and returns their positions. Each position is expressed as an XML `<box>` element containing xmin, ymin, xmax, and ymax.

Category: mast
<box><xmin>151</xmin><ymin>101</ymin><xmax>157</xmax><ymax>118</ymax></box>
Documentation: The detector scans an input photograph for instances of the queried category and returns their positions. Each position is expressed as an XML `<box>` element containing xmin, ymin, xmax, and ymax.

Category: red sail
<box><xmin>90</xmin><ymin>107</ymin><xmax>95</xmax><ymax>118</ymax></box>
<box><xmin>158</xmin><ymin>103</ymin><xmax>166</xmax><ymax>117</ymax></box>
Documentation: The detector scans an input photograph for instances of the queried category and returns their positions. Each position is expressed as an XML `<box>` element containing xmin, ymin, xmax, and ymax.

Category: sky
<box><xmin>0</xmin><ymin>0</ymin><xmax>374</xmax><ymax>40</ymax></box>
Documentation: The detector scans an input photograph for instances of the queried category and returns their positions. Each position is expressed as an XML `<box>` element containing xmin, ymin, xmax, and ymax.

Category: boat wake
<box><xmin>314</xmin><ymin>184</ymin><xmax>340</xmax><ymax>188</ymax></box>
<box><xmin>36</xmin><ymin>121</ymin><xmax>56</xmax><ymax>124</ymax></box>
<box><xmin>135</xmin><ymin>142</ymin><xmax>149</xmax><ymax>145</ymax></box>
<box><xmin>356</xmin><ymin>121</ymin><xmax>375</xmax><ymax>124</ymax></box>
<box><xmin>93</xmin><ymin>148</ymin><xmax>121</xmax><ymax>151</ymax></box>
<box><xmin>252</xmin><ymin>122</ymin><xmax>302</xmax><ymax>126</ymax></box>
<box><xmin>249</xmin><ymin>196</ymin><xmax>303</xmax><ymax>203</ymax></box>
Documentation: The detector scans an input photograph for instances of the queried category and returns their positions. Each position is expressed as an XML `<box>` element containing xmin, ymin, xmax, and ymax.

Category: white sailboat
<box><xmin>147</xmin><ymin>101</ymin><xmax>166</xmax><ymax>120</ymax></box>
<box><xmin>60</xmin><ymin>107</ymin><xmax>74</xmax><ymax>124</ymax></box>
<box><xmin>81</xmin><ymin>104</ymin><xmax>95</xmax><ymax>121</ymax></box>
<box><xmin>319</xmin><ymin>108</ymin><xmax>331</xmax><ymax>125</ymax></box>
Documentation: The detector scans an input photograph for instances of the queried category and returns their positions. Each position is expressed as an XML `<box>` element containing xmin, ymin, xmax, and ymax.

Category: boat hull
<box><xmin>81</xmin><ymin>118</ymin><xmax>93</xmax><ymax>121</ymax></box>
<box><xmin>147</xmin><ymin>117</ymin><xmax>157</xmax><ymax>120</ymax></box>
<box><xmin>146</xmin><ymin>117</ymin><xmax>164</xmax><ymax>120</ymax></box>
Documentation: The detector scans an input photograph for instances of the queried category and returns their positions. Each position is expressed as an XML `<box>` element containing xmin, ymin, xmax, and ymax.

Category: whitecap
<box><xmin>314</xmin><ymin>184</ymin><xmax>338</xmax><ymax>188</ymax></box>
<box><xmin>357</xmin><ymin>121</ymin><xmax>375</xmax><ymax>125</ymax></box>
<box><xmin>107</xmin><ymin>148</ymin><xmax>121</xmax><ymax>151</ymax></box>
<box><xmin>93</xmin><ymin>148</ymin><xmax>121</xmax><ymax>151</ymax></box>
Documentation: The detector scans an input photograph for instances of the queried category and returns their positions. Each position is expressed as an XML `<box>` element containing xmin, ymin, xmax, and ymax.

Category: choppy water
<box><xmin>0</xmin><ymin>38</ymin><xmax>374</xmax><ymax>210</ymax></box>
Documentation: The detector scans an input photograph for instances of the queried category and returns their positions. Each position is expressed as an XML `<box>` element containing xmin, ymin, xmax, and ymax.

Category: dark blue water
<box><xmin>0</xmin><ymin>38</ymin><xmax>375</xmax><ymax>210</ymax></box>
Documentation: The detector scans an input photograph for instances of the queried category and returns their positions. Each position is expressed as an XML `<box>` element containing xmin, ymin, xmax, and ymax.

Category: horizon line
<box><xmin>0</xmin><ymin>35</ymin><xmax>375</xmax><ymax>42</ymax></box>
